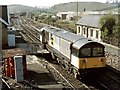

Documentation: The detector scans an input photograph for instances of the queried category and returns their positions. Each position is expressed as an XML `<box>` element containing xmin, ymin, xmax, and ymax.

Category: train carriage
<box><xmin>40</xmin><ymin>26</ymin><xmax>106</xmax><ymax>78</ymax></box>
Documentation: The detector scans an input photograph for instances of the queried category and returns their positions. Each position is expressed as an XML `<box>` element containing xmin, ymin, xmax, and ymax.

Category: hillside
<box><xmin>49</xmin><ymin>2</ymin><xmax>118</xmax><ymax>12</ymax></box>
<box><xmin>8</xmin><ymin>4</ymin><xmax>48</xmax><ymax>14</ymax></box>
<box><xmin>8</xmin><ymin>2</ymin><xmax>119</xmax><ymax>14</ymax></box>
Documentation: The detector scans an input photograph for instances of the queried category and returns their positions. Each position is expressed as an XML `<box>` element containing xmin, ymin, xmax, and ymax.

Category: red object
<box><xmin>4</xmin><ymin>55</ymin><xmax>27</xmax><ymax>79</ymax></box>
<box><xmin>9</xmin><ymin>58</ymin><xmax>15</xmax><ymax>78</ymax></box>
<box><xmin>5</xmin><ymin>65</ymin><xmax>10</xmax><ymax>77</ymax></box>
<box><xmin>5</xmin><ymin>58</ymin><xmax>9</xmax><ymax>65</ymax></box>
<box><xmin>5</xmin><ymin>59</ymin><xmax>10</xmax><ymax>77</ymax></box>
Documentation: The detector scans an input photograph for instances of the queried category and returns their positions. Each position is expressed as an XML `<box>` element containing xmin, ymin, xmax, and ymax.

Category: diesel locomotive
<box><xmin>40</xmin><ymin>26</ymin><xmax>106</xmax><ymax>78</ymax></box>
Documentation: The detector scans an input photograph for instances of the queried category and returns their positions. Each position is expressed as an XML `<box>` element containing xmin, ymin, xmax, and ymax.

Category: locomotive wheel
<box><xmin>73</xmin><ymin>68</ymin><xmax>78</xmax><ymax>79</ymax></box>
<box><xmin>51</xmin><ymin>53</ymin><xmax>57</xmax><ymax>60</ymax></box>
<box><xmin>57</xmin><ymin>60</ymin><xmax>62</xmax><ymax>68</ymax></box>
<box><xmin>56</xmin><ymin>58</ymin><xmax>60</xmax><ymax>64</ymax></box>
<box><xmin>69</xmin><ymin>68</ymin><xmax>72</xmax><ymax>74</ymax></box>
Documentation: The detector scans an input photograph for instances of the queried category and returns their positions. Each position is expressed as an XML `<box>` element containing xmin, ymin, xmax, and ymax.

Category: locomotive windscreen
<box><xmin>80</xmin><ymin>47</ymin><xmax>104</xmax><ymax>57</ymax></box>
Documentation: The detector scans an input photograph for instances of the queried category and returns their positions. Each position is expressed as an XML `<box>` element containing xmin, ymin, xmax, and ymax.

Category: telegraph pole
<box><xmin>76</xmin><ymin>1</ymin><xmax>79</xmax><ymax>21</ymax></box>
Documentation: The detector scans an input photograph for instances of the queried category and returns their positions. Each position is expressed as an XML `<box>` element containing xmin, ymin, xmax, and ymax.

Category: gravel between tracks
<box><xmin>26</xmin><ymin>55</ymin><xmax>91</xmax><ymax>90</ymax></box>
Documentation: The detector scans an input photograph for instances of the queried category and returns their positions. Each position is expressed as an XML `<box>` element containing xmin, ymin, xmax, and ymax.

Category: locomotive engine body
<box><xmin>40</xmin><ymin>26</ymin><xmax>106</xmax><ymax>77</ymax></box>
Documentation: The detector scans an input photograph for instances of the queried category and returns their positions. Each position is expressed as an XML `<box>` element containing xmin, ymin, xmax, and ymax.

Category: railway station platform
<box><xmin>1</xmin><ymin>55</ymin><xmax>64</xmax><ymax>90</ymax></box>
<box><xmin>26</xmin><ymin>55</ymin><xmax>64</xmax><ymax>89</ymax></box>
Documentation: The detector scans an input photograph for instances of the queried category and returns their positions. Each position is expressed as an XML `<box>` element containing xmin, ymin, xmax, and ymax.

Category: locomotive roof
<box><xmin>73</xmin><ymin>39</ymin><xmax>104</xmax><ymax>49</ymax></box>
<box><xmin>42</xmin><ymin>26</ymin><xmax>104</xmax><ymax>49</ymax></box>
<box><xmin>43</xmin><ymin>26</ymin><xmax>89</xmax><ymax>43</ymax></box>
<box><xmin>73</xmin><ymin>39</ymin><xmax>92</xmax><ymax>49</ymax></box>
<box><xmin>60</xmin><ymin>32</ymin><xmax>85</xmax><ymax>42</ymax></box>
<box><xmin>43</xmin><ymin>26</ymin><xmax>69</xmax><ymax>36</ymax></box>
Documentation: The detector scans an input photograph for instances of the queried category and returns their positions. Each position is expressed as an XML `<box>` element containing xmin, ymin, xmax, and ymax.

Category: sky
<box><xmin>0</xmin><ymin>0</ymin><xmax>107</xmax><ymax>7</ymax></box>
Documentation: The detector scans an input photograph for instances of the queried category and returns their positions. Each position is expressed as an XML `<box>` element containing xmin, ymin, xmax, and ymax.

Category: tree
<box><xmin>100</xmin><ymin>14</ymin><xmax>116</xmax><ymax>36</ymax></box>
<box><xmin>114</xmin><ymin>17</ymin><xmax>120</xmax><ymax>38</ymax></box>
<box><xmin>39</xmin><ymin>14</ymin><xmax>47</xmax><ymax>21</ymax></box>
<box><xmin>99</xmin><ymin>14</ymin><xmax>120</xmax><ymax>47</ymax></box>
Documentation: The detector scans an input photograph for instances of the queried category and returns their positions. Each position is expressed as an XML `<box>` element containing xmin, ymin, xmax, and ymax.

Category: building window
<box><xmin>86</xmin><ymin>28</ymin><xmax>88</xmax><ymax>37</ymax></box>
<box><xmin>91</xmin><ymin>29</ymin><xmax>93</xmax><ymax>36</ymax></box>
<box><xmin>78</xmin><ymin>27</ymin><xmax>80</xmax><ymax>33</ymax></box>
<box><xmin>83</xmin><ymin>28</ymin><xmax>86</xmax><ymax>34</ymax></box>
<box><xmin>96</xmin><ymin>31</ymin><xmax>99</xmax><ymax>38</ymax></box>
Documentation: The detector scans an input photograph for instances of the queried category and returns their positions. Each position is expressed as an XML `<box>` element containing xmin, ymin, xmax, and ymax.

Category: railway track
<box><xmin>41</xmin><ymin>60</ymin><xmax>75</xmax><ymax>89</ymax></box>
<box><xmin>82</xmin><ymin>65</ymin><xmax>120</xmax><ymax>90</ymax></box>
<box><xmin>20</xmin><ymin>23</ymin><xmax>40</xmax><ymax>44</ymax></box>
<box><xmin>18</xmin><ymin>17</ymin><xmax>120</xmax><ymax>90</ymax></box>
<box><xmin>18</xmin><ymin>19</ymin><xmax>89</xmax><ymax>89</ymax></box>
<box><xmin>36</xmin><ymin>54</ymin><xmax>90</xmax><ymax>90</ymax></box>
<box><xmin>96</xmin><ymin>65</ymin><xmax>120</xmax><ymax>90</ymax></box>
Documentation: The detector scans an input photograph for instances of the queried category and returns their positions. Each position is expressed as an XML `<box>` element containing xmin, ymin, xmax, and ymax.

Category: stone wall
<box><xmin>106</xmin><ymin>52</ymin><xmax>120</xmax><ymax>71</ymax></box>
<box><xmin>103</xmin><ymin>37</ymin><xmax>119</xmax><ymax>48</ymax></box>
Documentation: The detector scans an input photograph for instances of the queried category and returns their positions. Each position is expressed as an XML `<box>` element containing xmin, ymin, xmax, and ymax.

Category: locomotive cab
<box><xmin>71</xmin><ymin>40</ymin><xmax>106</xmax><ymax>70</ymax></box>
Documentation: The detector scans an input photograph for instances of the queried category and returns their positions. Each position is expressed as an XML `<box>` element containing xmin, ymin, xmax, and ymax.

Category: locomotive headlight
<box><xmin>83</xmin><ymin>60</ymin><xmax>86</xmax><ymax>63</ymax></box>
<box><xmin>82</xmin><ymin>59</ymin><xmax>87</xmax><ymax>63</ymax></box>
<box><xmin>100</xmin><ymin>58</ymin><xmax>106</xmax><ymax>66</ymax></box>
<box><xmin>100</xmin><ymin>58</ymin><xmax>105</xmax><ymax>62</ymax></box>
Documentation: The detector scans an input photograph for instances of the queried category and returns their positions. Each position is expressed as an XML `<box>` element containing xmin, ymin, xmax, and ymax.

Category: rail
<box><xmin>20</xmin><ymin>23</ymin><xmax>40</xmax><ymax>44</ymax></box>
<box><xmin>96</xmin><ymin>65</ymin><xmax>120</xmax><ymax>90</ymax></box>
<box><xmin>40</xmin><ymin>58</ymin><xmax>76</xmax><ymax>89</ymax></box>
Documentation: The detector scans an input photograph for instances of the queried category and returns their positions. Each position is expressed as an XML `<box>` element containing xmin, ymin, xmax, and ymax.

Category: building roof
<box><xmin>76</xmin><ymin>15</ymin><xmax>102</xmax><ymax>28</ymax></box>
<box><xmin>0</xmin><ymin>17</ymin><xmax>9</xmax><ymax>26</ymax></box>
<box><xmin>61</xmin><ymin>32</ymin><xmax>85</xmax><ymax>42</ymax></box>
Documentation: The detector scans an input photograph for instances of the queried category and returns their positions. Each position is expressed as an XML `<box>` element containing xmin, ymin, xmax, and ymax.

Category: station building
<box><xmin>76</xmin><ymin>14</ymin><xmax>102</xmax><ymax>41</ymax></box>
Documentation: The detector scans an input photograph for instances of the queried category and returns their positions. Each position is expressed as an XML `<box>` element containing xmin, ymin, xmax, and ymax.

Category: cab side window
<box><xmin>51</xmin><ymin>34</ymin><xmax>54</xmax><ymax>45</ymax></box>
<box><xmin>72</xmin><ymin>47</ymin><xmax>79</xmax><ymax>57</ymax></box>
<box><xmin>80</xmin><ymin>48</ymin><xmax>91</xmax><ymax>57</ymax></box>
